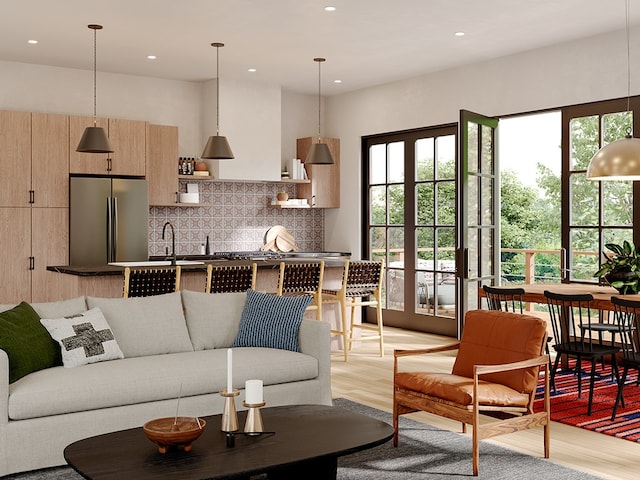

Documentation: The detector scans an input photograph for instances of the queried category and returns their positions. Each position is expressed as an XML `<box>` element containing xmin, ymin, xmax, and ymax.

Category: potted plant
<box><xmin>594</xmin><ymin>240</ymin><xmax>640</xmax><ymax>294</ymax></box>
<box><xmin>276</xmin><ymin>190</ymin><xmax>289</xmax><ymax>202</ymax></box>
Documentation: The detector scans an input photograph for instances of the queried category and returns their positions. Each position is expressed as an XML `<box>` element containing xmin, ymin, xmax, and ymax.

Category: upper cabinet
<box><xmin>147</xmin><ymin>124</ymin><xmax>179</xmax><ymax>206</ymax></box>
<box><xmin>296</xmin><ymin>137</ymin><xmax>340</xmax><ymax>208</ymax></box>
<box><xmin>0</xmin><ymin>110</ymin><xmax>31</xmax><ymax>207</ymax></box>
<box><xmin>69</xmin><ymin>115</ymin><xmax>147</xmax><ymax>176</ymax></box>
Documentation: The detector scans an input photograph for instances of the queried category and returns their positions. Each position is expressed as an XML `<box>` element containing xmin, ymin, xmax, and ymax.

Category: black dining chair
<box><xmin>482</xmin><ymin>285</ymin><xmax>525</xmax><ymax>312</ymax></box>
<box><xmin>610</xmin><ymin>296</ymin><xmax>640</xmax><ymax>420</ymax></box>
<box><xmin>544</xmin><ymin>290</ymin><xmax>620</xmax><ymax>415</ymax></box>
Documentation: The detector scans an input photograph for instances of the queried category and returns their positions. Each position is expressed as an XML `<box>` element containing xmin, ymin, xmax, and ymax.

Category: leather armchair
<box><xmin>393</xmin><ymin>309</ymin><xmax>550</xmax><ymax>476</ymax></box>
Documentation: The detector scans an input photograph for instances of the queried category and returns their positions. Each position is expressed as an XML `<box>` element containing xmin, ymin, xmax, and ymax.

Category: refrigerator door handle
<box><xmin>106</xmin><ymin>197</ymin><xmax>114</xmax><ymax>263</ymax></box>
<box><xmin>112</xmin><ymin>197</ymin><xmax>118</xmax><ymax>262</ymax></box>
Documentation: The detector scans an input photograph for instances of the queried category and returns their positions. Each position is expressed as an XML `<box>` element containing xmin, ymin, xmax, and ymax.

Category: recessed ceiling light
<box><xmin>455</xmin><ymin>32</ymin><xmax>465</xmax><ymax>37</ymax></box>
<box><xmin>334</xmin><ymin>79</ymin><xmax>342</xmax><ymax>84</ymax></box>
<box><xmin>324</xmin><ymin>6</ymin><xmax>336</xmax><ymax>12</ymax></box>
<box><xmin>27</xmin><ymin>39</ymin><xmax>38</xmax><ymax>44</ymax></box>
<box><xmin>248</xmin><ymin>68</ymin><xmax>256</xmax><ymax>72</ymax></box>
<box><xmin>147</xmin><ymin>55</ymin><xmax>157</xmax><ymax>60</ymax></box>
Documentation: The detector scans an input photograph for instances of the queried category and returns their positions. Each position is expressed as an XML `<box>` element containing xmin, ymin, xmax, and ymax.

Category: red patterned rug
<box><xmin>533</xmin><ymin>361</ymin><xmax>640</xmax><ymax>443</ymax></box>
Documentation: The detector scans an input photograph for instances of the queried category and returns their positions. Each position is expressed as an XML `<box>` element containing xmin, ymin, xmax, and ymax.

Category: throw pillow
<box><xmin>181</xmin><ymin>290</ymin><xmax>247</xmax><ymax>350</ymax></box>
<box><xmin>232</xmin><ymin>289</ymin><xmax>312</xmax><ymax>352</ymax></box>
<box><xmin>40</xmin><ymin>308</ymin><xmax>124</xmax><ymax>368</ymax></box>
<box><xmin>0</xmin><ymin>302</ymin><xmax>59</xmax><ymax>383</ymax></box>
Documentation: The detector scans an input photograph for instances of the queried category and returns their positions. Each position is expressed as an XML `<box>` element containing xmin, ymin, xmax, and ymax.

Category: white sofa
<box><xmin>0</xmin><ymin>290</ymin><xmax>331</xmax><ymax>476</ymax></box>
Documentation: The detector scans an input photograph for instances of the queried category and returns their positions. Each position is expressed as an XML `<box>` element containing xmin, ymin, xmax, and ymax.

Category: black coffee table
<box><xmin>64</xmin><ymin>404</ymin><xmax>393</xmax><ymax>480</ymax></box>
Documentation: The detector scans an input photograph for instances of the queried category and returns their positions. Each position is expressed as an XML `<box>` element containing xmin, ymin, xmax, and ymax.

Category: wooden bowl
<box><xmin>143</xmin><ymin>417</ymin><xmax>206</xmax><ymax>454</ymax></box>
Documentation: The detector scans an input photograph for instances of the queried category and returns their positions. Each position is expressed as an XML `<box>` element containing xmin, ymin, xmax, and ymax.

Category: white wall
<box><xmin>324</xmin><ymin>28</ymin><xmax>638</xmax><ymax>258</ymax></box>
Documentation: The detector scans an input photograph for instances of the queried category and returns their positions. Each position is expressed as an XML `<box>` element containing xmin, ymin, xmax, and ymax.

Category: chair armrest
<box><xmin>394</xmin><ymin>342</ymin><xmax>460</xmax><ymax>359</ymax></box>
<box><xmin>474</xmin><ymin>355</ymin><xmax>549</xmax><ymax>376</ymax></box>
<box><xmin>394</xmin><ymin>342</ymin><xmax>460</xmax><ymax>377</ymax></box>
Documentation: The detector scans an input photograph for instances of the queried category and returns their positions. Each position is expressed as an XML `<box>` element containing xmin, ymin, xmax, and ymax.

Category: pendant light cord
<box><xmin>626</xmin><ymin>0</ymin><xmax>631</xmax><ymax>114</ymax></box>
<box><xmin>93</xmin><ymin>26</ymin><xmax>97</xmax><ymax>127</ymax></box>
<box><xmin>314</xmin><ymin>58</ymin><xmax>326</xmax><ymax>141</ymax></box>
<box><xmin>216</xmin><ymin>44</ymin><xmax>220</xmax><ymax>136</ymax></box>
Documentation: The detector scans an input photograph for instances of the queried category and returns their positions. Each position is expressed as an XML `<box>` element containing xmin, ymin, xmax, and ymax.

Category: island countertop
<box><xmin>47</xmin><ymin>252</ymin><xmax>350</xmax><ymax>277</ymax></box>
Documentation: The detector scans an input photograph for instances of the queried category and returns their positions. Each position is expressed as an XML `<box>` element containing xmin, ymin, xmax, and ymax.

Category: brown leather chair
<box><xmin>393</xmin><ymin>309</ymin><xmax>550</xmax><ymax>476</ymax></box>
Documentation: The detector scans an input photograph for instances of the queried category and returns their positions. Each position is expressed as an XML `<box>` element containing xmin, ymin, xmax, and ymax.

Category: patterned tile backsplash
<box><xmin>149</xmin><ymin>180</ymin><xmax>324</xmax><ymax>256</ymax></box>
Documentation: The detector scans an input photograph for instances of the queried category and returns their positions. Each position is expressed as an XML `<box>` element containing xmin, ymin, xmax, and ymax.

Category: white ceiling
<box><xmin>0</xmin><ymin>0</ymin><xmax>638</xmax><ymax>96</ymax></box>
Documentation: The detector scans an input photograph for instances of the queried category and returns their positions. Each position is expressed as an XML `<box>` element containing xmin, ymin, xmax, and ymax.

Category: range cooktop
<box><xmin>212</xmin><ymin>251</ymin><xmax>286</xmax><ymax>260</ymax></box>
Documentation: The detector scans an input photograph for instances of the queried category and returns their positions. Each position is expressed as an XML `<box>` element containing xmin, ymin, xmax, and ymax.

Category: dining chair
<box><xmin>205</xmin><ymin>263</ymin><xmax>257</xmax><ymax>293</ymax></box>
<box><xmin>321</xmin><ymin>259</ymin><xmax>385</xmax><ymax>361</ymax></box>
<box><xmin>544</xmin><ymin>290</ymin><xmax>620</xmax><ymax>415</ymax></box>
<box><xmin>276</xmin><ymin>261</ymin><xmax>325</xmax><ymax>320</ymax></box>
<box><xmin>123</xmin><ymin>266</ymin><xmax>181</xmax><ymax>298</ymax></box>
<box><xmin>610</xmin><ymin>296</ymin><xmax>640</xmax><ymax>420</ymax></box>
<box><xmin>482</xmin><ymin>285</ymin><xmax>525</xmax><ymax>312</ymax></box>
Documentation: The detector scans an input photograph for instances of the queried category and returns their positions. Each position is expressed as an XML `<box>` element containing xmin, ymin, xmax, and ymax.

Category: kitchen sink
<box><xmin>108</xmin><ymin>260</ymin><xmax>205</xmax><ymax>267</ymax></box>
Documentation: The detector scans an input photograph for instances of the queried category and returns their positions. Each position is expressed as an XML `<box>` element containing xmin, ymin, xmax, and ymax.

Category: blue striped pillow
<box><xmin>232</xmin><ymin>289</ymin><xmax>312</xmax><ymax>352</ymax></box>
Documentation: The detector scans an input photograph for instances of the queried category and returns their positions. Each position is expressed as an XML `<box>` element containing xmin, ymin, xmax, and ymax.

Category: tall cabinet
<box><xmin>147</xmin><ymin>124</ymin><xmax>179</xmax><ymax>206</ymax></box>
<box><xmin>69</xmin><ymin>115</ymin><xmax>147</xmax><ymax>176</ymax></box>
<box><xmin>296</xmin><ymin>137</ymin><xmax>340</xmax><ymax>208</ymax></box>
<box><xmin>0</xmin><ymin>110</ymin><xmax>71</xmax><ymax>304</ymax></box>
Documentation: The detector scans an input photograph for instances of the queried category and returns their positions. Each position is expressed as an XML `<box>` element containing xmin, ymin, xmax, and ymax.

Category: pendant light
<box><xmin>201</xmin><ymin>42</ymin><xmax>234</xmax><ymax>159</ymax></box>
<box><xmin>305</xmin><ymin>57</ymin><xmax>335</xmax><ymax>165</ymax></box>
<box><xmin>587</xmin><ymin>0</ymin><xmax>640</xmax><ymax>180</ymax></box>
<box><xmin>76</xmin><ymin>24</ymin><xmax>113</xmax><ymax>153</ymax></box>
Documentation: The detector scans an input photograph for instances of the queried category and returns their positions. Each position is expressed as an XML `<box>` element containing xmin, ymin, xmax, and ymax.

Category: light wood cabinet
<box><xmin>0</xmin><ymin>110</ymin><xmax>31</xmax><ymax>207</ymax></box>
<box><xmin>147</xmin><ymin>124</ymin><xmax>179</xmax><ymax>206</ymax></box>
<box><xmin>0</xmin><ymin>110</ymin><xmax>71</xmax><ymax>304</ymax></box>
<box><xmin>32</xmin><ymin>113</ymin><xmax>69</xmax><ymax>208</ymax></box>
<box><xmin>69</xmin><ymin>116</ymin><xmax>147</xmax><ymax>176</ymax></box>
<box><xmin>0</xmin><ymin>208</ymin><xmax>32</xmax><ymax>304</ymax></box>
<box><xmin>296</xmin><ymin>137</ymin><xmax>340</xmax><ymax>208</ymax></box>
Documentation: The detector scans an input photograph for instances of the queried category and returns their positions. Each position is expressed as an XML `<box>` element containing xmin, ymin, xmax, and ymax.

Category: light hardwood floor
<box><xmin>330</xmin><ymin>326</ymin><xmax>639</xmax><ymax>480</ymax></box>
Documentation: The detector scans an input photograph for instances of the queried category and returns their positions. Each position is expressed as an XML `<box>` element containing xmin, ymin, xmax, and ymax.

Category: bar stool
<box><xmin>123</xmin><ymin>266</ymin><xmax>181</xmax><ymax>298</ymax></box>
<box><xmin>205</xmin><ymin>263</ymin><xmax>257</xmax><ymax>293</ymax></box>
<box><xmin>321</xmin><ymin>259</ymin><xmax>384</xmax><ymax>361</ymax></box>
<box><xmin>276</xmin><ymin>261</ymin><xmax>324</xmax><ymax>320</ymax></box>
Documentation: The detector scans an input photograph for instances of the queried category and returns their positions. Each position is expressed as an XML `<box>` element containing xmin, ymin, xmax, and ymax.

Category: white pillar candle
<box><xmin>245</xmin><ymin>379</ymin><xmax>263</xmax><ymax>404</ymax></box>
<box><xmin>226</xmin><ymin>349</ymin><xmax>233</xmax><ymax>393</ymax></box>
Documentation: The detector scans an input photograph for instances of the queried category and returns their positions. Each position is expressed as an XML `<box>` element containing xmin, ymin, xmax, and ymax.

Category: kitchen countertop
<box><xmin>47</xmin><ymin>252</ymin><xmax>350</xmax><ymax>276</ymax></box>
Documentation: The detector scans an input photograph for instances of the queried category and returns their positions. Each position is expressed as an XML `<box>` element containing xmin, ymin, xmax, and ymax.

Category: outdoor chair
<box><xmin>321</xmin><ymin>259</ymin><xmax>385</xmax><ymax>361</ymax></box>
<box><xmin>276</xmin><ymin>261</ymin><xmax>324</xmax><ymax>320</ymax></box>
<box><xmin>393</xmin><ymin>309</ymin><xmax>550</xmax><ymax>476</ymax></box>
<box><xmin>544</xmin><ymin>290</ymin><xmax>620</xmax><ymax>415</ymax></box>
<box><xmin>123</xmin><ymin>266</ymin><xmax>181</xmax><ymax>298</ymax></box>
<box><xmin>611</xmin><ymin>296</ymin><xmax>640</xmax><ymax>420</ymax></box>
<box><xmin>205</xmin><ymin>263</ymin><xmax>256</xmax><ymax>293</ymax></box>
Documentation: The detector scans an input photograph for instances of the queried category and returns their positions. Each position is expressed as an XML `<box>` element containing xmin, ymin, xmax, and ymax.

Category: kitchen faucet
<box><xmin>162</xmin><ymin>221</ymin><xmax>176</xmax><ymax>266</ymax></box>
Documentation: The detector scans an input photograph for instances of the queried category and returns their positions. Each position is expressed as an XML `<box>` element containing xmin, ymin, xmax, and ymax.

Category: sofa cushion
<box><xmin>181</xmin><ymin>290</ymin><xmax>246</xmax><ymax>350</ymax></box>
<box><xmin>8</xmin><ymin>348</ymin><xmax>319</xmax><ymax>420</ymax></box>
<box><xmin>0</xmin><ymin>302</ymin><xmax>59</xmax><ymax>383</ymax></box>
<box><xmin>232</xmin><ymin>289</ymin><xmax>312</xmax><ymax>352</ymax></box>
<box><xmin>86</xmin><ymin>292</ymin><xmax>193</xmax><ymax>358</ymax></box>
<box><xmin>40</xmin><ymin>308</ymin><xmax>124</xmax><ymax>368</ymax></box>
<box><xmin>30</xmin><ymin>297</ymin><xmax>87</xmax><ymax>319</ymax></box>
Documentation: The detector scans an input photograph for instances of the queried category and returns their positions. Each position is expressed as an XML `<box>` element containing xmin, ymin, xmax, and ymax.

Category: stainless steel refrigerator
<box><xmin>70</xmin><ymin>177</ymin><xmax>149</xmax><ymax>265</ymax></box>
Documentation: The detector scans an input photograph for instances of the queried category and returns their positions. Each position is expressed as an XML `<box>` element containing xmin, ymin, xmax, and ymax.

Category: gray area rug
<box><xmin>3</xmin><ymin>398</ymin><xmax>603</xmax><ymax>480</ymax></box>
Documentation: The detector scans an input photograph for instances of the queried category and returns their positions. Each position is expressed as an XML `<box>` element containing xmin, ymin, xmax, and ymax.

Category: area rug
<box><xmin>4</xmin><ymin>399</ymin><xmax>603</xmax><ymax>480</ymax></box>
<box><xmin>534</xmin><ymin>361</ymin><xmax>640</xmax><ymax>443</ymax></box>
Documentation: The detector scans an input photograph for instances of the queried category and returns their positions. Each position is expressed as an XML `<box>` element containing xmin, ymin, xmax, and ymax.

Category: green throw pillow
<box><xmin>0</xmin><ymin>302</ymin><xmax>60</xmax><ymax>383</ymax></box>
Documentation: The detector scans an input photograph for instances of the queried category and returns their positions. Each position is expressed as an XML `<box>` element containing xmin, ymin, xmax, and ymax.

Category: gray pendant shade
<box><xmin>305</xmin><ymin>142</ymin><xmax>334</xmax><ymax>165</ymax></box>
<box><xmin>76</xmin><ymin>126</ymin><xmax>113</xmax><ymax>153</ymax></box>
<box><xmin>201</xmin><ymin>135</ymin><xmax>234</xmax><ymax>159</ymax></box>
<box><xmin>586</xmin><ymin>135</ymin><xmax>640</xmax><ymax>180</ymax></box>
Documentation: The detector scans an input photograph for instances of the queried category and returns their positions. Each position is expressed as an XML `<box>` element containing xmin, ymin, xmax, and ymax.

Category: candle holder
<box><xmin>242</xmin><ymin>400</ymin><xmax>266</xmax><ymax>435</ymax></box>
<box><xmin>220</xmin><ymin>389</ymin><xmax>240</xmax><ymax>433</ymax></box>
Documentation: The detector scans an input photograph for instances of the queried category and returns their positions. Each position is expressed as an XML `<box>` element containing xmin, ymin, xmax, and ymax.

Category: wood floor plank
<box><xmin>330</xmin><ymin>326</ymin><xmax>638</xmax><ymax>480</ymax></box>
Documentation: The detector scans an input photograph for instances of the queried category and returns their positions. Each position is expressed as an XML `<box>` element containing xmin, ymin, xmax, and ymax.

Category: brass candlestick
<box><xmin>220</xmin><ymin>389</ymin><xmax>240</xmax><ymax>433</ymax></box>
<box><xmin>242</xmin><ymin>400</ymin><xmax>266</xmax><ymax>435</ymax></box>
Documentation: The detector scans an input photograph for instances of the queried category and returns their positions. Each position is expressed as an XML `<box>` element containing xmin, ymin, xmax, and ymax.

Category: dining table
<box><xmin>478</xmin><ymin>282</ymin><xmax>639</xmax><ymax>311</ymax></box>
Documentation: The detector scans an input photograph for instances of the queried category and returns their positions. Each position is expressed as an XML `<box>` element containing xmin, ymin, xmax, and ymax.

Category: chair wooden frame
<box><xmin>276</xmin><ymin>261</ymin><xmax>324</xmax><ymax>320</ymax></box>
<box><xmin>123</xmin><ymin>266</ymin><xmax>181</xmax><ymax>298</ymax></box>
<box><xmin>205</xmin><ymin>263</ymin><xmax>257</xmax><ymax>293</ymax></box>
<box><xmin>393</xmin><ymin>310</ymin><xmax>550</xmax><ymax>476</ymax></box>
<box><xmin>321</xmin><ymin>259</ymin><xmax>384</xmax><ymax>361</ymax></box>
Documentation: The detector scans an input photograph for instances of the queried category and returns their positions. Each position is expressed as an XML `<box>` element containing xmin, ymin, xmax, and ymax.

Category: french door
<box><xmin>457</xmin><ymin>110</ymin><xmax>500</xmax><ymax>335</ymax></box>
